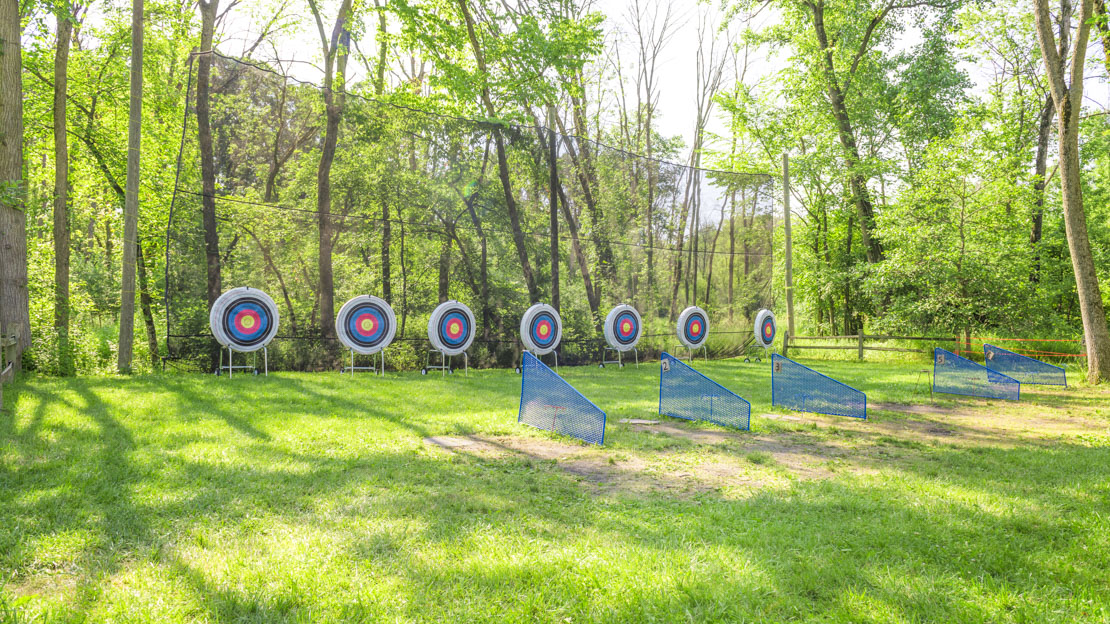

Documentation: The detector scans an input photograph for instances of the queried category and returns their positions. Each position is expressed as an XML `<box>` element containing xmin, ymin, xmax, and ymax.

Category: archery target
<box><xmin>676</xmin><ymin>306</ymin><xmax>709</xmax><ymax>349</ymax></box>
<box><xmin>754</xmin><ymin>309</ymin><xmax>777</xmax><ymax>348</ymax></box>
<box><xmin>209</xmin><ymin>287</ymin><xmax>280</xmax><ymax>353</ymax></box>
<box><xmin>520</xmin><ymin>303</ymin><xmax>562</xmax><ymax>355</ymax></box>
<box><xmin>336</xmin><ymin>295</ymin><xmax>396</xmax><ymax>355</ymax></box>
<box><xmin>603</xmin><ymin>304</ymin><xmax>642</xmax><ymax>352</ymax></box>
<box><xmin>428</xmin><ymin>300</ymin><xmax>476</xmax><ymax>356</ymax></box>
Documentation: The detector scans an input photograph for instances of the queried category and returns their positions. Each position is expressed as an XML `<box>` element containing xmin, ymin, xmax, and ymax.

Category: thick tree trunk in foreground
<box><xmin>197</xmin><ymin>0</ymin><xmax>222</xmax><ymax>314</ymax></box>
<box><xmin>0</xmin><ymin>0</ymin><xmax>29</xmax><ymax>362</ymax></box>
<box><xmin>54</xmin><ymin>7</ymin><xmax>73</xmax><ymax>373</ymax></box>
<box><xmin>118</xmin><ymin>0</ymin><xmax>143</xmax><ymax>373</ymax></box>
<box><xmin>1034</xmin><ymin>0</ymin><xmax>1110</xmax><ymax>383</ymax></box>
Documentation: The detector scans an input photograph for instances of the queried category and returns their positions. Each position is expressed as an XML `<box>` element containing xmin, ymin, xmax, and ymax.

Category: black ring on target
<box><xmin>341</xmin><ymin>301</ymin><xmax>392</xmax><ymax>350</ymax></box>
<box><xmin>528</xmin><ymin>311</ymin><xmax>559</xmax><ymax>350</ymax></box>
<box><xmin>613</xmin><ymin>311</ymin><xmax>639</xmax><ymax>346</ymax></box>
<box><xmin>221</xmin><ymin>296</ymin><xmax>273</xmax><ymax>348</ymax></box>
<box><xmin>683</xmin><ymin>311</ymin><xmax>707</xmax><ymax>346</ymax></box>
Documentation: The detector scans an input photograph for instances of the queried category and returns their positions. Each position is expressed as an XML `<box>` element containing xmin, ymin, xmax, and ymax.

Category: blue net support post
<box><xmin>216</xmin><ymin>346</ymin><xmax>268</xmax><ymax>377</ymax></box>
<box><xmin>984</xmin><ymin>344</ymin><xmax>1066</xmax><ymax>387</ymax></box>
<box><xmin>343</xmin><ymin>349</ymin><xmax>384</xmax><ymax>376</ymax></box>
<box><xmin>770</xmin><ymin>353</ymin><xmax>866</xmax><ymax>419</ymax></box>
<box><xmin>518</xmin><ymin>352</ymin><xmax>606</xmax><ymax>444</ymax></box>
<box><xmin>932</xmin><ymin>348</ymin><xmax>1019</xmax><ymax>400</ymax></box>
<box><xmin>658</xmin><ymin>352</ymin><xmax>751</xmax><ymax>431</ymax></box>
<box><xmin>423</xmin><ymin>349</ymin><xmax>467</xmax><ymax>377</ymax></box>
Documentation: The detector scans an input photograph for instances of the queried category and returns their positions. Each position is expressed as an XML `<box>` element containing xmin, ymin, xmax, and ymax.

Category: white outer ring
<box><xmin>428</xmin><ymin>300</ymin><xmax>477</xmax><ymax>356</ymax></box>
<box><xmin>603</xmin><ymin>304</ymin><xmax>642</xmax><ymax>352</ymax></box>
<box><xmin>209</xmin><ymin>287</ymin><xmax>281</xmax><ymax>353</ymax></box>
<box><xmin>754</xmin><ymin>309</ymin><xmax>777</xmax><ymax>348</ymax></box>
<box><xmin>335</xmin><ymin>295</ymin><xmax>397</xmax><ymax>355</ymax></box>
<box><xmin>676</xmin><ymin>306</ymin><xmax>709</xmax><ymax>349</ymax></box>
<box><xmin>520</xmin><ymin>303</ymin><xmax>562</xmax><ymax>355</ymax></box>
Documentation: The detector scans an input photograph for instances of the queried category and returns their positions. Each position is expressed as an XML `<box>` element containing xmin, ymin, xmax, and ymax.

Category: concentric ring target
<box><xmin>754</xmin><ymin>309</ymin><xmax>777</xmax><ymax>348</ymax></box>
<box><xmin>209</xmin><ymin>287</ymin><xmax>280</xmax><ymax>353</ymax></box>
<box><xmin>676</xmin><ymin>306</ymin><xmax>710</xmax><ymax>349</ymax></box>
<box><xmin>520</xmin><ymin>303</ymin><xmax>562</xmax><ymax>355</ymax></box>
<box><xmin>603</xmin><ymin>304</ymin><xmax>642</xmax><ymax>352</ymax></box>
<box><xmin>335</xmin><ymin>295</ymin><xmax>396</xmax><ymax>355</ymax></box>
<box><xmin>428</xmin><ymin>300</ymin><xmax>476</xmax><ymax>356</ymax></box>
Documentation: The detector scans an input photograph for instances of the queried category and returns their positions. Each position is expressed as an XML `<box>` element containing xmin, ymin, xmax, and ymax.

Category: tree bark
<box><xmin>118</xmin><ymin>0</ymin><xmax>142</xmax><ymax>373</ymax></box>
<box><xmin>54</xmin><ymin>6</ymin><xmax>73</xmax><ymax>373</ymax></box>
<box><xmin>1029</xmin><ymin>92</ymin><xmax>1053</xmax><ymax>283</ymax></box>
<box><xmin>381</xmin><ymin>195</ymin><xmax>391</xmax><ymax>302</ymax></box>
<box><xmin>1033</xmin><ymin>0</ymin><xmax>1110</xmax><ymax>383</ymax></box>
<box><xmin>197</xmin><ymin>0</ymin><xmax>222</xmax><ymax>316</ymax></box>
<box><xmin>0</xmin><ymin>0</ymin><xmax>29</xmax><ymax>361</ymax></box>
<box><xmin>438</xmin><ymin>234</ymin><xmax>450</xmax><ymax>303</ymax></box>
<box><xmin>136</xmin><ymin>237</ymin><xmax>159</xmax><ymax>369</ymax></box>
<box><xmin>307</xmin><ymin>0</ymin><xmax>354</xmax><ymax>340</ymax></box>
<box><xmin>455</xmin><ymin>0</ymin><xmax>539</xmax><ymax>302</ymax></box>
<box><xmin>808</xmin><ymin>1</ymin><xmax>884</xmax><ymax>263</ymax></box>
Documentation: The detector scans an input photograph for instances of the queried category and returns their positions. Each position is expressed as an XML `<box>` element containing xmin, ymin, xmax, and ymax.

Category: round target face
<box><xmin>520</xmin><ymin>303</ymin><xmax>562</xmax><ymax>355</ymax></box>
<box><xmin>603</xmin><ymin>304</ymin><xmax>642</xmax><ymax>352</ymax></box>
<box><xmin>336</xmin><ymin>295</ymin><xmax>396</xmax><ymax>355</ymax></box>
<box><xmin>209</xmin><ymin>287</ymin><xmax>280</xmax><ymax>353</ymax></box>
<box><xmin>676</xmin><ymin>306</ymin><xmax>709</xmax><ymax>349</ymax></box>
<box><xmin>754</xmin><ymin>309</ymin><xmax>777</xmax><ymax>348</ymax></box>
<box><xmin>428</xmin><ymin>300</ymin><xmax>476</xmax><ymax>356</ymax></box>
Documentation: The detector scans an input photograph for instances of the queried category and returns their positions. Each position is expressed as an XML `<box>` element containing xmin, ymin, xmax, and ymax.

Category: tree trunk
<box><xmin>1034</xmin><ymin>0</ymin><xmax>1110</xmax><ymax>383</ymax></box>
<box><xmin>118</xmin><ymin>0</ymin><xmax>142</xmax><ymax>373</ymax></box>
<box><xmin>438</xmin><ymin>234</ymin><xmax>450</xmax><ymax>303</ymax></box>
<box><xmin>810</xmin><ymin>3</ymin><xmax>883</xmax><ymax>263</ymax></box>
<box><xmin>54</xmin><ymin>7</ymin><xmax>73</xmax><ymax>373</ymax></box>
<box><xmin>136</xmin><ymin>237</ymin><xmax>159</xmax><ymax>369</ymax></box>
<box><xmin>0</xmin><ymin>0</ymin><xmax>29</xmax><ymax>360</ymax></box>
<box><xmin>548</xmin><ymin>117</ymin><xmax>559</xmax><ymax>312</ymax></box>
<box><xmin>1029</xmin><ymin>93</ymin><xmax>1053</xmax><ymax>282</ymax></box>
<box><xmin>197</xmin><ymin>0</ymin><xmax>222</xmax><ymax>315</ymax></box>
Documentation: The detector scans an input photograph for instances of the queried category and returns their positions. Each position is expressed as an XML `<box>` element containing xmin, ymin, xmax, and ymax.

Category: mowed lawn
<box><xmin>2</xmin><ymin>358</ymin><xmax>1110</xmax><ymax>623</ymax></box>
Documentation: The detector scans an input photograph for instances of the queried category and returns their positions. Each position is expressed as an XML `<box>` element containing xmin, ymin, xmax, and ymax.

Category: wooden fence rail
<box><xmin>782</xmin><ymin>332</ymin><xmax>963</xmax><ymax>360</ymax></box>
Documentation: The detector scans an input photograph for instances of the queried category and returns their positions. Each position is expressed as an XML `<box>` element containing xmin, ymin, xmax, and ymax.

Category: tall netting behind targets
<box><xmin>165</xmin><ymin>53</ymin><xmax>775</xmax><ymax>370</ymax></box>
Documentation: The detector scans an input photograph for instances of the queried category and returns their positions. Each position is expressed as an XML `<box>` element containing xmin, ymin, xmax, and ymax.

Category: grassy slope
<box><xmin>2</xmin><ymin>358</ymin><xmax>1109</xmax><ymax>623</ymax></box>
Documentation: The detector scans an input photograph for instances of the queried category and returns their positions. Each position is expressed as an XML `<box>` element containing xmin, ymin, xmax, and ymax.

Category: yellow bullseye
<box><xmin>538</xmin><ymin>325</ymin><xmax>549</xmax><ymax>337</ymax></box>
<box><xmin>241</xmin><ymin>316</ymin><xmax>255</xmax><ymax>329</ymax></box>
<box><xmin>621</xmin><ymin>321</ymin><xmax>631</xmax><ymax>333</ymax></box>
<box><xmin>361</xmin><ymin>319</ymin><xmax>373</xmax><ymax>332</ymax></box>
<box><xmin>448</xmin><ymin>321</ymin><xmax>461</xmax><ymax>334</ymax></box>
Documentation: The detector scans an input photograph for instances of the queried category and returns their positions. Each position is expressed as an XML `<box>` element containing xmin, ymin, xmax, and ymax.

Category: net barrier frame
<box><xmin>933</xmin><ymin>348</ymin><xmax>1020</xmax><ymax>401</ymax></box>
<box><xmin>658</xmin><ymin>352</ymin><xmax>751</xmax><ymax>431</ymax></box>
<box><xmin>771</xmin><ymin>353</ymin><xmax>867</xmax><ymax>419</ymax></box>
<box><xmin>518</xmin><ymin>352</ymin><xmax>607</xmax><ymax>445</ymax></box>
<box><xmin>983</xmin><ymin>343</ymin><xmax>1067</xmax><ymax>387</ymax></box>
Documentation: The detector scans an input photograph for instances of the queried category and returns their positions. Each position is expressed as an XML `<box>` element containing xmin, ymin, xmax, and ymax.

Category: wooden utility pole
<box><xmin>782</xmin><ymin>153</ymin><xmax>795</xmax><ymax>337</ymax></box>
<box><xmin>118</xmin><ymin>0</ymin><xmax>142</xmax><ymax>373</ymax></box>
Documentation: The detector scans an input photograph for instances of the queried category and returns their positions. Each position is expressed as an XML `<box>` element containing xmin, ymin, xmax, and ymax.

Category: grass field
<box><xmin>2</xmin><ymin>357</ymin><xmax>1110</xmax><ymax>623</ymax></box>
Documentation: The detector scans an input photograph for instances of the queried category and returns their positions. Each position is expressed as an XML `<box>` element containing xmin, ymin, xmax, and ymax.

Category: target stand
<box><xmin>600</xmin><ymin>304</ymin><xmax>642</xmax><ymax>369</ymax></box>
<box><xmin>423</xmin><ymin>301</ymin><xmax>476</xmax><ymax>377</ymax></box>
<box><xmin>343</xmin><ymin>349</ymin><xmax>385</xmax><ymax>376</ymax></box>
<box><xmin>209</xmin><ymin>287</ymin><xmax>280</xmax><ymax>378</ymax></box>
<box><xmin>216</xmin><ymin>346</ymin><xmax>268</xmax><ymax>377</ymax></box>
<box><xmin>336</xmin><ymin>295</ymin><xmax>397</xmax><ymax>378</ymax></box>
<box><xmin>517</xmin><ymin>303</ymin><xmax>562</xmax><ymax>375</ymax></box>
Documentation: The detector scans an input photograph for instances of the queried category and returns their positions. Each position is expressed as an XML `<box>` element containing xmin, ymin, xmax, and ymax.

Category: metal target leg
<box><xmin>635</xmin><ymin>349</ymin><xmax>639</xmax><ymax>367</ymax></box>
<box><xmin>228</xmin><ymin>348</ymin><xmax>232</xmax><ymax>379</ymax></box>
<box><xmin>464</xmin><ymin>352</ymin><xmax>468</xmax><ymax>377</ymax></box>
<box><xmin>263</xmin><ymin>347</ymin><xmax>268</xmax><ymax>376</ymax></box>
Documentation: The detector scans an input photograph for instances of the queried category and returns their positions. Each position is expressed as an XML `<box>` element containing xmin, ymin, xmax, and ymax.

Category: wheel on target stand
<box><xmin>421</xmin><ymin>368</ymin><xmax>428</xmax><ymax>375</ymax></box>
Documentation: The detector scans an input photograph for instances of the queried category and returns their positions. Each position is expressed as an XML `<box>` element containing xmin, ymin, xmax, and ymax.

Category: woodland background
<box><xmin>2</xmin><ymin>0</ymin><xmax>1109</xmax><ymax>375</ymax></box>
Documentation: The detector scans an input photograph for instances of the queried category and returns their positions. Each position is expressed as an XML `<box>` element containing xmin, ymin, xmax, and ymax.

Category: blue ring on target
<box><xmin>222</xmin><ymin>298</ymin><xmax>272</xmax><ymax>347</ymax></box>
<box><xmin>343</xmin><ymin>303</ymin><xmax>390</xmax><ymax>349</ymax></box>
<box><xmin>437</xmin><ymin>311</ymin><xmax>471</xmax><ymax>348</ymax></box>
<box><xmin>529</xmin><ymin>312</ymin><xmax>559</xmax><ymax>349</ymax></box>
<box><xmin>613</xmin><ymin>311</ymin><xmax>639</xmax><ymax>346</ymax></box>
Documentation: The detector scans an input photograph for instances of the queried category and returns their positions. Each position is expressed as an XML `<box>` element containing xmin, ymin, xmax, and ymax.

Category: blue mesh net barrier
<box><xmin>658</xmin><ymin>352</ymin><xmax>751</xmax><ymax>431</ymax></box>
<box><xmin>771</xmin><ymin>354</ymin><xmax>867</xmax><ymax>419</ymax></box>
<box><xmin>518</xmin><ymin>352</ymin><xmax>607</xmax><ymax>444</ymax></box>
<box><xmin>933</xmin><ymin>348</ymin><xmax>1020</xmax><ymax>400</ymax></box>
<box><xmin>984</xmin><ymin>344</ymin><xmax>1067</xmax><ymax>387</ymax></box>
